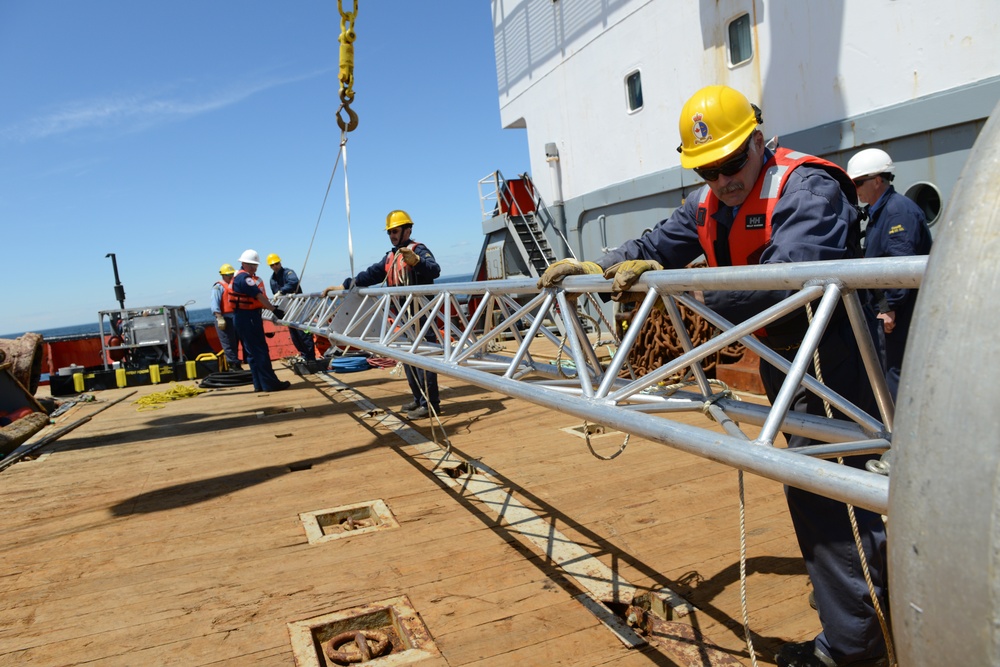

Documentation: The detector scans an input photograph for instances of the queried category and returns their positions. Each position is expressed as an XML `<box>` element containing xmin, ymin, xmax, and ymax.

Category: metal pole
<box><xmin>105</xmin><ymin>253</ymin><xmax>126</xmax><ymax>309</ymax></box>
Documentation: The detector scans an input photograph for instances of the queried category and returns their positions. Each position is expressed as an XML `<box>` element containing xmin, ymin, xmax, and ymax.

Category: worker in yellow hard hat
<box><xmin>322</xmin><ymin>210</ymin><xmax>443</xmax><ymax>419</ymax></box>
<box><xmin>211</xmin><ymin>263</ymin><xmax>243</xmax><ymax>370</ymax></box>
<box><xmin>267</xmin><ymin>253</ymin><xmax>316</xmax><ymax>362</ymax></box>
<box><xmin>538</xmin><ymin>86</ymin><xmax>888</xmax><ymax>667</ymax></box>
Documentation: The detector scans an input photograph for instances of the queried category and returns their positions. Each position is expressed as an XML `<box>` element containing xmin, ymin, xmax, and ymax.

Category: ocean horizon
<box><xmin>3</xmin><ymin>273</ymin><xmax>476</xmax><ymax>340</ymax></box>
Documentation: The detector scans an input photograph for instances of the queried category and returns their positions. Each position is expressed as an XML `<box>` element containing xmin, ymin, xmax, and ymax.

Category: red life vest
<box><xmin>384</xmin><ymin>242</ymin><xmax>424</xmax><ymax>287</ymax></box>
<box><xmin>695</xmin><ymin>148</ymin><xmax>851</xmax><ymax>267</ymax></box>
<box><xmin>227</xmin><ymin>269</ymin><xmax>265</xmax><ymax>310</ymax></box>
<box><xmin>215</xmin><ymin>280</ymin><xmax>235</xmax><ymax>314</ymax></box>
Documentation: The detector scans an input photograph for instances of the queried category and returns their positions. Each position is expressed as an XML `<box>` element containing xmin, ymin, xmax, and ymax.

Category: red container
<box><xmin>499</xmin><ymin>178</ymin><xmax>536</xmax><ymax>216</ymax></box>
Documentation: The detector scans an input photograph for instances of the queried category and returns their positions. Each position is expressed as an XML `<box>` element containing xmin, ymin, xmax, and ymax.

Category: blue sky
<box><xmin>1</xmin><ymin>1</ymin><xmax>527</xmax><ymax>334</ymax></box>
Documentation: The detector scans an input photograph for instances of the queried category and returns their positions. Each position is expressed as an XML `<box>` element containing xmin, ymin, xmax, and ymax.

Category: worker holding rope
<box><xmin>539</xmin><ymin>87</ymin><xmax>889</xmax><ymax>667</ymax></box>
<box><xmin>323</xmin><ymin>210</ymin><xmax>442</xmax><ymax>419</ymax></box>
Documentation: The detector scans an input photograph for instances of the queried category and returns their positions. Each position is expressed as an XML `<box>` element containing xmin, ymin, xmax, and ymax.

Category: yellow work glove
<box><xmin>322</xmin><ymin>285</ymin><xmax>344</xmax><ymax>297</ymax></box>
<box><xmin>398</xmin><ymin>246</ymin><xmax>420</xmax><ymax>267</ymax></box>
<box><xmin>603</xmin><ymin>259</ymin><xmax>664</xmax><ymax>301</ymax></box>
<box><xmin>215</xmin><ymin>314</ymin><xmax>226</xmax><ymax>330</ymax></box>
<box><xmin>536</xmin><ymin>259</ymin><xmax>604</xmax><ymax>288</ymax></box>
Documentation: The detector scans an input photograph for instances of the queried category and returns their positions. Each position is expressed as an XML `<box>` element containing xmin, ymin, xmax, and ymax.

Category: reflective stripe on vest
<box><xmin>227</xmin><ymin>270</ymin><xmax>265</xmax><ymax>310</ymax></box>
<box><xmin>695</xmin><ymin>148</ymin><xmax>851</xmax><ymax>267</ymax></box>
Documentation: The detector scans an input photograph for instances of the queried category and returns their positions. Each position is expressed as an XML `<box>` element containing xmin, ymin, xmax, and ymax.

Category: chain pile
<box><xmin>616</xmin><ymin>299</ymin><xmax>744</xmax><ymax>378</ymax></box>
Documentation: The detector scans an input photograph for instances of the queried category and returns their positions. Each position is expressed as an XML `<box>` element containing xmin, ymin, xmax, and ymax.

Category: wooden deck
<box><xmin>0</xmin><ymin>359</ymin><xmax>820</xmax><ymax>666</ymax></box>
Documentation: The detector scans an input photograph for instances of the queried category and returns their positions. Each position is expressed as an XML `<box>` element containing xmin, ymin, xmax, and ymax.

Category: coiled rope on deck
<box><xmin>133</xmin><ymin>383</ymin><xmax>208</xmax><ymax>411</ymax></box>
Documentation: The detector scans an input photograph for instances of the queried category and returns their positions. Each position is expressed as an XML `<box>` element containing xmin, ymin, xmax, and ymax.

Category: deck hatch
<box><xmin>300</xmin><ymin>499</ymin><xmax>399</xmax><ymax>545</ymax></box>
<box><xmin>561</xmin><ymin>422</ymin><xmax>621</xmax><ymax>438</ymax></box>
<box><xmin>257</xmin><ymin>405</ymin><xmax>305</xmax><ymax>418</ymax></box>
<box><xmin>287</xmin><ymin>595</ymin><xmax>438</xmax><ymax>667</ymax></box>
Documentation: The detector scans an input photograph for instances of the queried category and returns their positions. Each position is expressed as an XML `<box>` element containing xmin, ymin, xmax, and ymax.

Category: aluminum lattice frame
<box><xmin>272</xmin><ymin>256</ymin><xmax>926</xmax><ymax>515</ymax></box>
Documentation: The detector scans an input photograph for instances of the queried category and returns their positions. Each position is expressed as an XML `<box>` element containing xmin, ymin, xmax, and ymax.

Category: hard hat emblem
<box><xmin>691</xmin><ymin>113</ymin><xmax>712</xmax><ymax>145</ymax></box>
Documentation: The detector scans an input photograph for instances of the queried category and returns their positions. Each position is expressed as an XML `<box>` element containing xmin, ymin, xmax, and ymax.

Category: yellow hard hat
<box><xmin>266</xmin><ymin>253</ymin><xmax>281</xmax><ymax>266</ymax></box>
<box><xmin>385</xmin><ymin>210</ymin><xmax>413</xmax><ymax>230</ymax></box>
<box><xmin>678</xmin><ymin>86</ymin><xmax>760</xmax><ymax>169</ymax></box>
<box><xmin>219</xmin><ymin>263</ymin><xmax>236</xmax><ymax>275</ymax></box>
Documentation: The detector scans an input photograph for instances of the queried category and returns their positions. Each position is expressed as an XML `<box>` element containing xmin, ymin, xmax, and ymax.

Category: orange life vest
<box><xmin>695</xmin><ymin>148</ymin><xmax>851</xmax><ymax>267</ymax></box>
<box><xmin>227</xmin><ymin>270</ymin><xmax>265</xmax><ymax>310</ymax></box>
<box><xmin>216</xmin><ymin>280</ymin><xmax>235</xmax><ymax>314</ymax></box>
<box><xmin>384</xmin><ymin>242</ymin><xmax>423</xmax><ymax>287</ymax></box>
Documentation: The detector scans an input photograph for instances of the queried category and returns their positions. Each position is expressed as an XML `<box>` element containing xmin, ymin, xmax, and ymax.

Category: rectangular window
<box><xmin>625</xmin><ymin>70</ymin><xmax>643</xmax><ymax>112</ymax></box>
<box><xmin>728</xmin><ymin>14</ymin><xmax>752</xmax><ymax>67</ymax></box>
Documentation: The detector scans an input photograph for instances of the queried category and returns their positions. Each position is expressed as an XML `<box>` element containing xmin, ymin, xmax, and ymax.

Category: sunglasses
<box><xmin>693</xmin><ymin>136</ymin><xmax>753</xmax><ymax>182</ymax></box>
<box><xmin>852</xmin><ymin>177</ymin><xmax>876</xmax><ymax>187</ymax></box>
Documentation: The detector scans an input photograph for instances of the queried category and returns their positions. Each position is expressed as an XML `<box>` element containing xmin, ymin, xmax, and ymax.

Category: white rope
<box><xmin>342</xmin><ymin>135</ymin><xmax>355</xmax><ymax>280</ymax></box>
<box><xmin>298</xmin><ymin>133</ymin><xmax>348</xmax><ymax>283</ymax></box>
<box><xmin>737</xmin><ymin>469</ymin><xmax>760</xmax><ymax>667</ymax></box>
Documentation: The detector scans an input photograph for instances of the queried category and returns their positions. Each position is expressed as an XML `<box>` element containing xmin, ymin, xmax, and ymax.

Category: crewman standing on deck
<box><xmin>266</xmin><ymin>253</ymin><xmax>316</xmax><ymax>363</ymax></box>
<box><xmin>322</xmin><ymin>210</ymin><xmax>442</xmax><ymax>419</ymax></box>
<box><xmin>848</xmin><ymin>148</ymin><xmax>933</xmax><ymax>399</ymax></box>
<box><xmin>228</xmin><ymin>249</ymin><xmax>290</xmax><ymax>393</ymax></box>
<box><xmin>211</xmin><ymin>263</ymin><xmax>243</xmax><ymax>371</ymax></box>
<box><xmin>538</xmin><ymin>86</ymin><xmax>889</xmax><ymax>667</ymax></box>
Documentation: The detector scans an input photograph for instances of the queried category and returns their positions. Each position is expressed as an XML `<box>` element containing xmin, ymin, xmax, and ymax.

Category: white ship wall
<box><xmin>492</xmin><ymin>0</ymin><xmax>1000</xmax><ymax>238</ymax></box>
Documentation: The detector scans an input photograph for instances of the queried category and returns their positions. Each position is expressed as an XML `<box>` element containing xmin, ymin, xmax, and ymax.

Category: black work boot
<box><xmin>776</xmin><ymin>641</ymin><xmax>886</xmax><ymax>667</ymax></box>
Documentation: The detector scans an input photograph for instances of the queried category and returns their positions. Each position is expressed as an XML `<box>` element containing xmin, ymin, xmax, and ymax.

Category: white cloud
<box><xmin>1</xmin><ymin>68</ymin><xmax>332</xmax><ymax>143</ymax></box>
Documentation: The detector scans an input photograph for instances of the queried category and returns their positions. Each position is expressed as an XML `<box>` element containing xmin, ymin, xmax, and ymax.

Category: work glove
<box><xmin>398</xmin><ymin>247</ymin><xmax>420</xmax><ymax>267</ymax></box>
<box><xmin>536</xmin><ymin>259</ymin><xmax>604</xmax><ymax>289</ymax></box>
<box><xmin>273</xmin><ymin>291</ymin><xmax>284</xmax><ymax>298</ymax></box>
<box><xmin>215</xmin><ymin>315</ymin><xmax>226</xmax><ymax>330</ymax></box>
<box><xmin>322</xmin><ymin>285</ymin><xmax>344</xmax><ymax>297</ymax></box>
<box><xmin>603</xmin><ymin>259</ymin><xmax>664</xmax><ymax>302</ymax></box>
<box><xmin>273</xmin><ymin>307</ymin><xmax>286</xmax><ymax>320</ymax></box>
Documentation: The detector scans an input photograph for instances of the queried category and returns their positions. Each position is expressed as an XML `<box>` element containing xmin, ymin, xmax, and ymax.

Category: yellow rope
<box><xmin>134</xmin><ymin>383</ymin><xmax>208</xmax><ymax>411</ymax></box>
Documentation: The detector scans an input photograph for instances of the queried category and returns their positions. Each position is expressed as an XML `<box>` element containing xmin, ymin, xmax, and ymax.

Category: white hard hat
<box><xmin>847</xmin><ymin>148</ymin><xmax>895</xmax><ymax>180</ymax></box>
<box><xmin>239</xmin><ymin>249</ymin><xmax>261</xmax><ymax>265</ymax></box>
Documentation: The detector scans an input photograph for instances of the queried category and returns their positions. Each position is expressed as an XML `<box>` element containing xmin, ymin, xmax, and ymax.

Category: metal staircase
<box><xmin>477</xmin><ymin>171</ymin><xmax>559</xmax><ymax>279</ymax></box>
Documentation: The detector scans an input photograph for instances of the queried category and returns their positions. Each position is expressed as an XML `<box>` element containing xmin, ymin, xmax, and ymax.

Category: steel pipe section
<box><xmin>890</xmin><ymin>100</ymin><xmax>1000</xmax><ymax>666</ymax></box>
<box><xmin>335</xmin><ymin>256</ymin><xmax>925</xmax><ymax>298</ymax></box>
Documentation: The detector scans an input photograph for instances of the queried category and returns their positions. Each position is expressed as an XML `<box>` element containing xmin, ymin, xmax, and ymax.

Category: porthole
<box><xmin>904</xmin><ymin>181</ymin><xmax>943</xmax><ymax>227</ymax></box>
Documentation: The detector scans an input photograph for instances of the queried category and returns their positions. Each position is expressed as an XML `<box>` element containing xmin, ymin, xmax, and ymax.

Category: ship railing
<box><xmin>271</xmin><ymin>255</ymin><xmax>928</xmax><ymax>516</ymax></box>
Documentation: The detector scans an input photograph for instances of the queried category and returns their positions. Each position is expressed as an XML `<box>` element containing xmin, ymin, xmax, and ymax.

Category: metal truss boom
<box><xmin>272</xmin><ymin>256</ymin><xmax>927</xmax><ymax>515</ymax></box>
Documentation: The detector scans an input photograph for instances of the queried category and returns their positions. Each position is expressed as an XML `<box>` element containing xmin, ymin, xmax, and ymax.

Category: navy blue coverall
<box><xmin>230</xmin><ymin>270</ymin><xmax>286</xmax><ymax>392</ymax></box>
<box><xmin>598</xmin><ymin>153</ymin><xmax>888</xmax><ymax>665</ymax></box>
<box><xmin>270</xmin><ymin>266</ymin><xmax>316</xmax><ymax>361</ymax></box>
<box><xmin>345</xmin><ymin>241</ymin><xmax>442</xmax><ymax>412</ymax></box>
<box><xmin>863</xmin><ymin>185</ymin><xmax>933</xmax><ymax>398</ymax></box>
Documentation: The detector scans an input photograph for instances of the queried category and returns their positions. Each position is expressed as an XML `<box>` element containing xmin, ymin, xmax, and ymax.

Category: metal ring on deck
<box><xmin>324</xmin><ymin>629</ymin><xmax>390</xmax><ymax>664</ymax></box>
